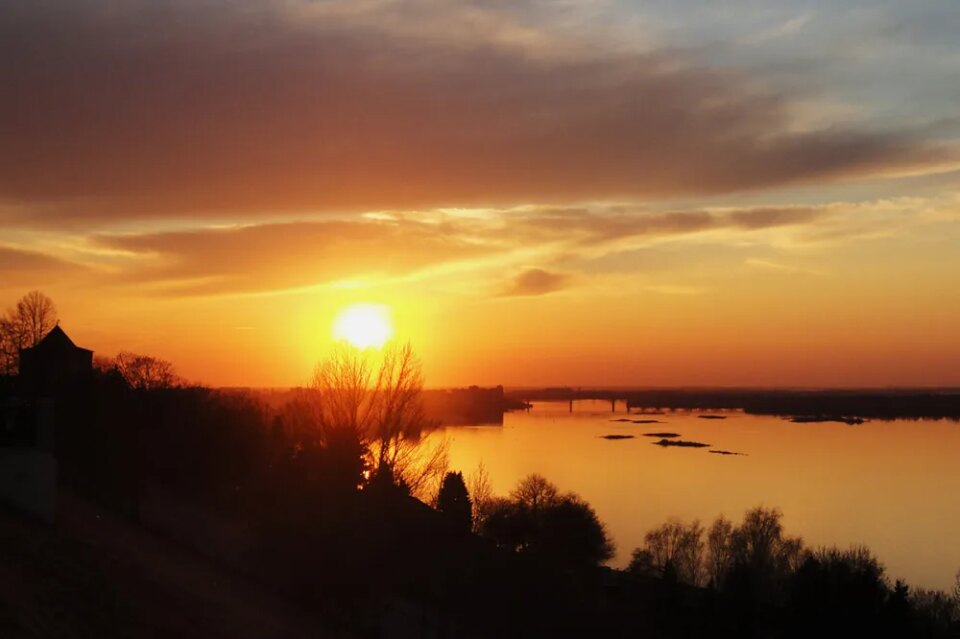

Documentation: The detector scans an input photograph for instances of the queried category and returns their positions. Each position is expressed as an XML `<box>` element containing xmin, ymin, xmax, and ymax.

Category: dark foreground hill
<box><xmin>0</xmin><ymin>493</ymin><xmax>342</xmax><ymax>639</ymax></box>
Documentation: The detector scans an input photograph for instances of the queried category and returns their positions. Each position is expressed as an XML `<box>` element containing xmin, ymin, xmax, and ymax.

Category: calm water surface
<box><xmin>443</xmin><ymin>401</ymin><xmax>960</xmax><ymax>590</ymax></box>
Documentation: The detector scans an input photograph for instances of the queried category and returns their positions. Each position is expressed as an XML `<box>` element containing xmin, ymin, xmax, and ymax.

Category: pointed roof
<box><xmin>37</xmin><ymin>325</ymin><xmax>75</xmax><ymax>349</ymax></box>
<box><xmin>24</xmin><ymin>324</ymin><xmax>92</xmax><ymax>354</ymax></box>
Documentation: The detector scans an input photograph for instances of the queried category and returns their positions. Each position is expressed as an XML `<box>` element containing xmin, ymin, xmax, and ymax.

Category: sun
<box><xmin>332</xmin><ymin>303</ymin><xmax>394</xmax><ymax>349</ymax></box>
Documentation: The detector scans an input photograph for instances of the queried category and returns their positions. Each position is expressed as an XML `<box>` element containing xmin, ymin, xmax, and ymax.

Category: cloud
<box><xmin>745</xmin><ymin>258</ymin><xmax>826</xmax><ymax>276</ymax></box>
<box><xmin>0</xmin><ymin>0</ymin><xmax>949</xmax><ymax>229</ymax></box>
<box><xmin>512</xmin><ymin>209</ymin><xmax>715</xmax><ymax>243</ymax></box>
<box><xmin>10</xmin><ymin>194</ymin><xmax>937</xmax><ymax>299</ymax></box>
<box><xmin>510</xmin><ymin>205</ymin><xmax>827</xmax><ymax>246</ymax></box>
<box><xmin>94</xmin><ymin>218</ymin><xmax>494</xmax><ymax>295</ymax></box>
<box><xmin>0</xmin><ymin>245</ymin><xmax>81</xmax><ymax>288</ymax></box>
<box><xmin>727</xmin><ymin>207</ymin><xmax>823</xmax><ymax>229</ymax></box>
<box><xmin>499</xmin><ymin>269</ymin><xmax>572</xmax><ymax>297</ymax></box>
<box><xmin>81</xmin><ymin>201</ymin><xmax>845</xmax><ymax>296</ymax></box>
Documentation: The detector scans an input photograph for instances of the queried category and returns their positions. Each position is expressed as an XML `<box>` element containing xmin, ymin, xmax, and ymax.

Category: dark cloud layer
<box><xmin>0</xmin><ymin>0</ymin><xmax>945</xmax><ymax>227</ymax></box>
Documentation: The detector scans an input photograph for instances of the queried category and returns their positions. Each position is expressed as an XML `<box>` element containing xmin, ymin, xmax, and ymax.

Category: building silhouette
<box><xmin>0</xmin><ymin>325</ymin><xmax>87</xmax><ymax>522</ymax></box>
<box><xmin>19</xmin><ymin>324</ymin><xmax>93</xmax><ymax>392</ymax></box>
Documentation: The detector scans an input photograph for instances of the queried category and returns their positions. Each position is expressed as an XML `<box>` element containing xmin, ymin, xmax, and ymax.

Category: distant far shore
<box><xmin>220</xmin><ymin>385</ymin><xmax>960</xmax><ymax>422</ymax></box>
<box><xmin>503</xmin><ymin>387</ymin><xmax>960</xmax><ymax>421</ymax></box>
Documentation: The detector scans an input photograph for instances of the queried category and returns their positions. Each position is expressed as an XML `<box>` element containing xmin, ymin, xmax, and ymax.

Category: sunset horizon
<box><xmin>3</xmin><ymin>2</ymin><xmax>960</xmax><ymax>637</ymax></box>
<box><xmin>3</xmin><ymin>0</ymin><xmax>960</xmax><ymax>390</ymax></box>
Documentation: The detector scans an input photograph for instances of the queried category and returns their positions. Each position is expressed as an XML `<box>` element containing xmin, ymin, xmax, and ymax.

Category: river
<box><xmin>443</xmin><ymin>400</ymin><xmax>960</xmax><ymax>590</ymax></box>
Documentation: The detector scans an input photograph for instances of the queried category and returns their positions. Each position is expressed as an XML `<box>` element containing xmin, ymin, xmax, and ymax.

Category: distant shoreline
<box><xmin>213</xmin><ymin>385</ymin><xmax>960</xmax><ymax>422</ymax></box>
<box><xmin>504</xmin><ymin>388</ymin><xmax>960</xmax><ymax>421</ymax></box>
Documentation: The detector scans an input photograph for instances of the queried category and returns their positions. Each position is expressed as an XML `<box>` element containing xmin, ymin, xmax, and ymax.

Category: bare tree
<box><xmin>639</xmin><ymin>519</ymin><xmax>705</xmax><ymax>585</ymax></box>
<box><xmin>953</xmin><ymin>569</ymin><xmax>960</xmax><ymax>609</ymax></box>
<box><xmin>730</xmin><ymin>507</ymin><xmax>804</xmax><ymax>579</ymax></box>
<box><xmin>312</xmin><ymin>341</ymin><xmax>447</xmax><ymax>497</ymax></box>
<box><xmin>16</xmin><ymin>291</ymin><xmax>58</xmax><ymax>345</ymax></box>
<box><xmin>367</xmin><ymin>343</ymin><xmax>444</xmax><ymax>489</ymax></box>
<box><xmin>383</xmin><ymin>430</ymin><xmax>449</xmax><ymax>500</ymax></box>
<box><xmin>312</xmin><ymin>342</ymin><xmax>377</xmax><ymax>434</ymax></box>
<box><xmin>510</xmin><ymin>473</ymin><xmax>560</xmax><ymax>514</ymax></box>
<box><xmin>706</xmin><ymin>516</ymin><xmax>735</xmax><ymax>588</ymax></box>
<box><xmin>115</xmin><ymin>352</ymin><xmax>179</xmax><ymax>389</ymax></box>
<box><xmin>910</xmin><ymin>588</ymin><xmax>959</xmax><ymax>628</ymax></box>
<box><xmin>467</xmin><ymin>462</ymin><xmax>494</xmax><ymax>533</ymax></box>
<box><xmin>727</xmin><ymin>506</ymin><xmax>806</xmax><ymax>599</ymax></box>
<box><xmin>0</xmin><ymin>291</ymin><xmax>58</xmax><ymax>374</ymax></box>
<box><xmin>0</xmin><ymin>317</ymin><xmax>19</xmax><ymax>375</ymax></box>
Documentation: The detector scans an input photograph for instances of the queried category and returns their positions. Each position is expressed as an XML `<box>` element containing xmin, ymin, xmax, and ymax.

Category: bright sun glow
<box><xmin>332</xmin><ymin>303</ymin><xmax>394</xmax><ymax>349</ymax></box>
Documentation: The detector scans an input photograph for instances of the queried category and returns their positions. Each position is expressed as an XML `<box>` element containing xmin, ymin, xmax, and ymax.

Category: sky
<box><xmin>2</xmin><ymin>0</ymin><xmax>959</xmax><ymax>388</ymax></box>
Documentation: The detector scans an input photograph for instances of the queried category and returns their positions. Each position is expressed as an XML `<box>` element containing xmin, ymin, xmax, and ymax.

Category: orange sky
<box><xmin>2</xmin><ymin>0</ymin><xmax>959</xmax><ymax>388</ymax></box>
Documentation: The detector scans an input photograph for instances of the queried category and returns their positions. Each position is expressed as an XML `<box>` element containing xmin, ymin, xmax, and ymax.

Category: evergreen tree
<box><xmin>437</xmin><ymin>471</ymin><xmax>472</xmax><ymax>533</ymax></box>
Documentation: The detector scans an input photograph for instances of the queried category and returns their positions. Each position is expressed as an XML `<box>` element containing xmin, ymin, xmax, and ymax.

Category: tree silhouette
<box><xmin>785</xmin><ymin>546</ymin><xmax>894</xmax><ymax>637</ymax></box>
<box><xmin>953</xmin><ymin>570</ymin><xmax>960</xmax><ymax>608</ymax></box>
<box><xmin>909</xmin><ymin>587</ymin><xmax>957</xmax><ymax>635</ymax></box>
<box><xmin>510</xmin><ymin>473</ymin><xmax>559</xmax><ymax>513</ymax></box>
<box><xmin>630</xmin><ymin>506</ymin><xmax>805</xmax><ymax>598</ymax></box>
<box><xmin>262</xmin><ymin>387</ymin><xmax>368</xmax><ymax>500</ymax></box>
<box><xmin>17</xmin><ymin>291</ymin><xmax>57</xmax><ymax>345</ymax></box>
<box><xmin>368</xmin><ymin>343</ymin><xmax>449</xmax><ymax>497</ymax></box>
<box><xmin>311</xmin><ymin>342</ymin><xmax>447</xmax><ymax>496</ymax></box>
<box><xmin>467</xmin><ymin>462</ymin><xmax>493</xmax><ymax>533</ymax></box>
<box><xmin>726</xmin><ymin>506</ymin><xmax>805</xmax><ymax>601</ymax></box>
<box><xmin>538</xmin><ymin>493</ymin><xmax>614</xmax><ymax>568</ymax></box>
<box><xmin>481</xmin><ymin>474</ymin><xmax>614</xmax><ymax>568</ymax></box>
<box><xmin>633</xmin><ymin>519</ymin><xmax>705</xmax><ymax>585</ymax></box>
<box><xmin>437</xmin><ymin>471</ymin><xmax>472</xmax><ymax>533</ymax></box>
<box><xmin>0</xmin><ymin>290</ymin><xmax>58</xmax><ymax>374</ymax></box>
<box><xmin>481</xmin><ymin>498</ymin><xmax>529</xmax><ymax>553</ymax></box>
<box><xmin>322</xmin><ymin>423</ymin><xmax>369</xmax><ymax>494</ymax></box>
<box><xmin>627</xmin><ymin>548</ymin><xmax>657</xmax><ymax>577</ymax></box>
<box><xmin>114</xmin><ymin>352</ymin><xmax>180</xmax><ymax>389</ymax></box>
<box><xmin>706</xmin><ymin>515</ymin><xmax>734</xmax><ymax>589</ymax></box>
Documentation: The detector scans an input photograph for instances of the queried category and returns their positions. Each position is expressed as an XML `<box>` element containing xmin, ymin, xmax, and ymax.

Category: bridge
<box><xmin>504</xmin><ymin>387</ymin><xmax>960</xmax><ymax>419</ymax></box>
<box><xmin>507</xmin><ymin>388</ymin><xmax>748</xmax><ymax>413</ymax></box>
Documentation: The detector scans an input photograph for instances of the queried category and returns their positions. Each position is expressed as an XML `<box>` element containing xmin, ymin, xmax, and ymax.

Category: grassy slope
<box><xmin>0</xmin><ymin>492</ymin><xmax>343</xmax><ymax>639</ymax></box>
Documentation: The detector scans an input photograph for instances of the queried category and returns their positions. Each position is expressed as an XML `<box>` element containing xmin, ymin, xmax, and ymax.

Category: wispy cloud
<box><xmin>66</xmin><ymin>196</ymin><xmax>942</xmax><ymax>297</ymax></box>
<box><xmin>93</xmin><ymin>219</ymin><xmax>495</xmax><ymax>296</ymax></box>
<box><xmin>0</xmin><ymin>244</ymin><xmax>84</xmax><ymax>289</ymax></box>
<box><xmin>507</xmin><ymin>206</ymin><xmax>830</xmax><ymax>249</ymax></box>
<box><xmin>744</xmin><ymin>258</ymin><xmax>826</xmax><ymax>277</ymax></box>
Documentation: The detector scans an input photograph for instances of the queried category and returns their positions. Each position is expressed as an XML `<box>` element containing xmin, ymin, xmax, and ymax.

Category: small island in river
<box><xmin>788</xmin><ymin>415</ymin><xmax>866</xmax><ymax>425</ymax></box>
<box><xmin>653</xmin><ymin>439</ymin><xmax>710</xmax><ymax>448</ymax></box>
